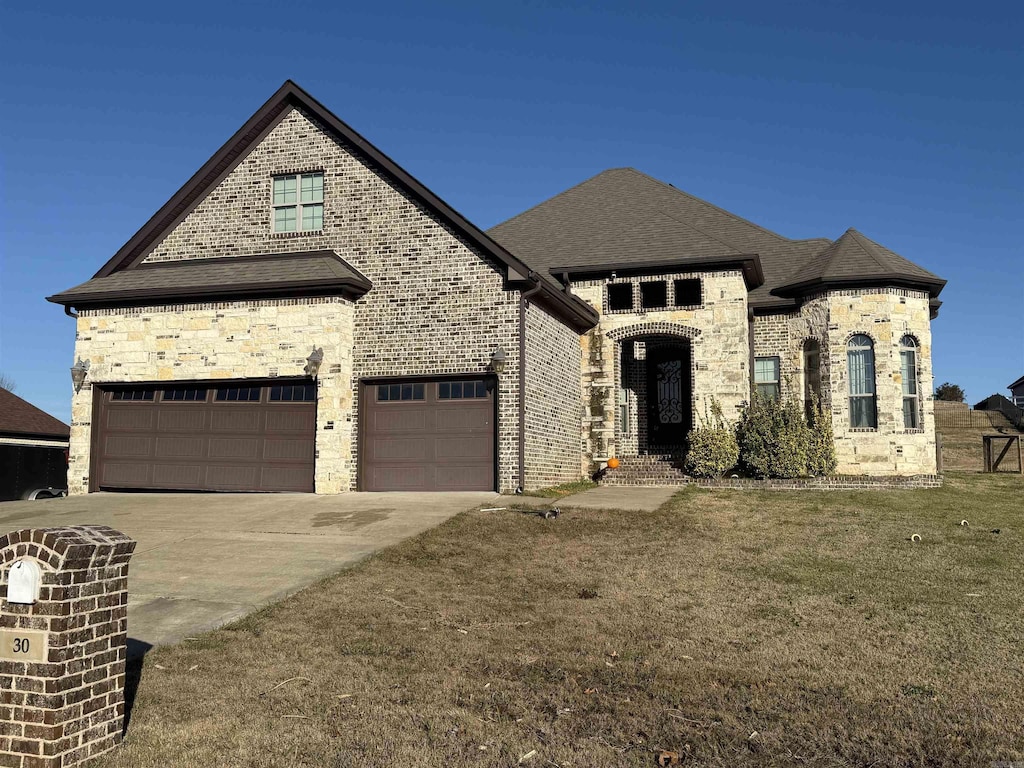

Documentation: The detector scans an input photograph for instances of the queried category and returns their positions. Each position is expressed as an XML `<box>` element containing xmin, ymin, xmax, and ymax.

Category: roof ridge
<box><xmin>620</xmin><ymin>168</ymin><xmax>791</xmax><ymax>243</ymax></box>
<box><xmin>845</xmin><ymin>228</ymin><xmax>895</xmax><ymax>273</ymax></box>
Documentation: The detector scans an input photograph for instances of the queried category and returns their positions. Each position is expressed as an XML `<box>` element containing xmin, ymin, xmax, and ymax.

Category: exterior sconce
<box><xmin>304</xmin><ymin>347</ymin><xmax>324</xmax><ymax>380</ymax></box>
<box><xmin>489</xmin><ymin>347</ymin><xmax>507</xmax><ymax>374</ymax></box>
<box><xmin>70</xmin><ymin>358</ymin><xmax>90</xmax><ymax>393</ymax></box>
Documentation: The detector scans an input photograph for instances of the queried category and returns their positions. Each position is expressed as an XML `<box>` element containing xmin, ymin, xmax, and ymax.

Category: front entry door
<box><xmin>646</xmin><ymin>345</ymin><xmax>692</xmax><ymax>449</ymax></box>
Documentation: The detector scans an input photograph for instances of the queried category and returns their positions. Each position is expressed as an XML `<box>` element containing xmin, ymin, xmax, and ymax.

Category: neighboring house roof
<box><xmin>488</xmin><ymin>167</ymin><xmax>945</xmax><ymax>311</ymax></box>
<box><xmin>47</xmin><ymin>250</ymin><xmax>371</xmax><ymax>307</ymax></box>
<box><xmin>774</xmin><ymin>228</ymin><xmax>945</xmax><ymax>298</ymax></box>
<box><xmin>1009</xmin><ymin>375</ymin><xmax>1024</xmax><ymax>392</ymax></box>
<box><xmin>47</xmin><ymin>80</ymin><xmax>597</xmax><ymax>332</ymax></box>
<box><xmin>0</xmin><ymin>388</ymin><xmax>70</xmax><ymax>441</ymax></box>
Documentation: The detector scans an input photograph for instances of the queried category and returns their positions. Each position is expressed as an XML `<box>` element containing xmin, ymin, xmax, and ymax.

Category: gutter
<box><xmin>517</xmin><ymin>274</ymin><xmax>545</xmax><ymax>493</ymax></box>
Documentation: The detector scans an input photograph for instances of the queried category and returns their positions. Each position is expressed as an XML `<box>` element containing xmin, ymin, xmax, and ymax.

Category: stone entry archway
<box><xmin>583</xmin><ymin>322</ymin><xmax>701</xmax><ymax>465</ymax></box>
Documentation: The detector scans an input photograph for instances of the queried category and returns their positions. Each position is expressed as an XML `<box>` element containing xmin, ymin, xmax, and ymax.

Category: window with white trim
<box><xmin>900</xmin><ymin>335</ymin><xmax>920</xmax><ymax>428</ymax></box>
<box><xmin>272</xmin><ymin>172</ymin><xmax>323</xmax><ymax>232</ymax></box>
<box><xmin>754</xmin><ymin>357</ymin><xmax>780</xmax><ymax>400</ymax></box>
<box><xmin>847</xmin><ymin>334</ymin><xmax>877</xmax><ymax>428</ymax></box>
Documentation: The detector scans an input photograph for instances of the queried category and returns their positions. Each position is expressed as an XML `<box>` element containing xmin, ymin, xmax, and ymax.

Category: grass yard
<box><xmin>101</xmin><ymin>473</ymin><xmax>1023</xmax><ymax>767</ymax></box>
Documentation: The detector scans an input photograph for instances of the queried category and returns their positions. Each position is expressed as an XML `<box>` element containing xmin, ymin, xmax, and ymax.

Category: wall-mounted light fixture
<box><xmin>70</xmin><ymin>358</ymin><xmax>90</xmax><ymax>393</ymax></box>
<box><xmin>304</xmin><ymin>347</ymin><xmax>324</xmax><ymax>380</ymax></box>
<box><xmin>489</xmin><ymin>347</ymin><xmax>507</xmax><ymax>374</ymax></box>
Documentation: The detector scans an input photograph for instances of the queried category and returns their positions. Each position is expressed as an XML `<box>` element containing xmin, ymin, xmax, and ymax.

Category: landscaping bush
<box><xmin>806</xmin><ymin>393</ymin><xmax>838</xmax><ymax>476</ymax></box>
<box><xmin>685</xmin><ymin>398</ymin><xmax>739</xmax><ymax>478</ymax></box>
<box><xmin>736</xmin><ymin>392</ymin><xmax>811</xmax><ymax>478</ymax></box>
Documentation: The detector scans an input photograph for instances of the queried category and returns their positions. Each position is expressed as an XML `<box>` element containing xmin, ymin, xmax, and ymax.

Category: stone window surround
<box><xmin>603</xmin><ymin>276</ymin><xmax>704</xmax><ymax>315</ymax></box>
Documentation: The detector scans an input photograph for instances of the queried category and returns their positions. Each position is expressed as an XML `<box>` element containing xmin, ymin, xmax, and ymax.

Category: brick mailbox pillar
<box><xmin>0</xmin><ymin>526</ymin><xmax>136</xmax><ymax>767</ymax></box>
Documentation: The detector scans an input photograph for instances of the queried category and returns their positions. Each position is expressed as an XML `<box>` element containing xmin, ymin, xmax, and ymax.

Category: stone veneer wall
<box><xmin>523</xmin><ymin>300</ymin><xmax>585</xmax><ymax>488</ymax></box>
<box><xmin>572</xmin><ymin>269</ymin><xmax>749</xmax><ymax>466</ymax></box>
<box><xmin>131</xmin><ymin>104</ymin><xmax>527</xmax><ymax>492</ymax></box>
<box><xmin>68</xmin><ymin>298</ymin><xmax>354</xmax><ymax>494</ymax></box>
<box><xmin>752</xmin><ymin>287</ymin><xmax>936</xmax><ymax>475</ymax></box>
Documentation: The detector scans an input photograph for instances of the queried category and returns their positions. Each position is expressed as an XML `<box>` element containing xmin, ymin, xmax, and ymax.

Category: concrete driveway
<box><xmin>0</xmin><ymin>491</ymin><xmax>495</xmax><ymax>653</ymax></box>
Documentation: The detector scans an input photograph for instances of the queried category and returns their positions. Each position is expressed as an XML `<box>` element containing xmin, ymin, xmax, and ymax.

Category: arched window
<box><xmin>803</xmin><ymin>339</ymin><xmax>821</xmax><ymax>419</ymax></box>
<box><xmin>847</xmin><ymin>334</ymin><xmax>877</xmax><ymax>428</ymax></box>
<box><xmin>900</xmin><ymin>335</ymin><xmax>920</xmax><ymax>429</ymax></box>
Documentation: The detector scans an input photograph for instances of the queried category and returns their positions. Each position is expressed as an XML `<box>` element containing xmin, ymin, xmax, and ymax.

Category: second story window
<box><xmin>272</xmin><ymin>172</ymin><xmax>323</xmax><ymax>233</ymax></box>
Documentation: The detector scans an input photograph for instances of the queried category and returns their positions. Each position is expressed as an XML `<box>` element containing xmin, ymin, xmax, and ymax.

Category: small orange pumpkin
<box><xmin>607</xmin><ymin>457</ymin><xmax>620</xmax><ymax>470</ymax></box>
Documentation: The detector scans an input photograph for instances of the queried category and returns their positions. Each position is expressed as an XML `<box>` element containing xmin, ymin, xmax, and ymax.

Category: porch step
<box><xmin>602</xmin><ymin>455</ymin><xmax>690</xmax><ymax>486</ymax></box>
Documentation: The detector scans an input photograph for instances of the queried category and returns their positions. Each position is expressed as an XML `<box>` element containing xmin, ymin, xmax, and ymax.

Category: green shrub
<box><xmin>736</xmin><ymin>392</ymin><xmax>810</xmax><ymax>478</ymax></box>
<box><xmin>806</xmin><ymin>393</ymin><xmax>838</xmax><ymax>476</ymax></box>
<box><xmin>685</xmin><ymin>399</ymin><xmax>739</xmax><ymax>478</ymax></box>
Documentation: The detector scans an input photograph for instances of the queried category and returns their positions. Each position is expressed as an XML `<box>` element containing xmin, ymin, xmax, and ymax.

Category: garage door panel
<box><xmin>373</xmin><ymin>409</ymin><xmax>428</xmax><ymax>432</ymax></box>
<box><xmin>106</xmin><ymin>409</ymin><xmax>155</xmax><ymax>430</ymax></box>
<box><xmin>435</xmin><ymin>465</ymin><xmax>493</xmax><ymax>491</ymax></box>
<box><xmin>157</xmin><ymin>409</ymin><xmax>206</xmax><ymax>432</ymax></box>
<box><xmin>154</xmin><ymin>437</ymin><xmax>205</xmax><ymax>459</ymax></box>
<box><xmin>204</xmin><ymin>465</ymin><xmax>260</xmax><ymax>490</ymax></box>
<box><xmin>265</xmin><ymin>410</ymin><xmax>316</xmax><ymax>432</ymax></box>
<box><xmin>103</xmin><ymin>435</ymin><xmax>153</xmax><ymax>458</ymax></box>
<box><xmin>261</xmin><ymin>466</ymin><xmax>316</xmax><ymax>491</ymax></box>
<box><xmin>362</xmin><ymin>378</ymin><xmax>494</xmax><ymax>491</ymax></box>
<box><xmin>210</xmin><ymin>410</ymin><xmax>262</xmax><ymax>433</ymax></box>
<box><xmin>94</xmin><ymin>381</ymin><xmax>315</xmax><ymax>492</ymax></box>
<box><xmin>434</xmin><ymin>435</ymin><xmax>491</xmax><ymax>459</ymax></box>
<box><xmin>435</xmin><ymin>406</ymin><xmax>491</xmax><ymax>432</ymax></box>
<box><xmin>263</xmin><ymin>438</ymin><xmax>315</xmax><ymax>461</ymax></box>
<box><xmin>100</xmin><ymin>463</ymin><xmax>152</xmax><ymax>487</ymax></box>
<box><xmin>152</xmin><ymin>464</ymin><xmax>203</xmax><ymax>487</ymax></box>
<box><xmin>369</xmin><ymin>436</ymin><xmax>428</xmax><ymax>461</ymax></box>
<box><xmin>368</xmin><ymin>465</ymin><xmax>428</xmax><ymax>490</ymax></box>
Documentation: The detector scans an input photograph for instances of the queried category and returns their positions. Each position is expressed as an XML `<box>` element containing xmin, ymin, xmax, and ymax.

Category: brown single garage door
<box><xmin>361</xmin><ymin>377</ymin><xmax>495</xmax><ymax>491</ymax></box>
<box><xmin>92</xmin><ymin>380</ymin><xmax>316</xmax><ymax>492</ymax></box>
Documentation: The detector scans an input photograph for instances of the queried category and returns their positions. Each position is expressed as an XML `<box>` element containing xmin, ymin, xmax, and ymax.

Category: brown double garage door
<box><xmin>92</xmin><ymin>376</ymin><xmax>496</xmax><ymax>493</ymax></box>
<box><xmin>92</xmin><ymin>381</ymin><xmax>316</xmax><ymax>492</ymax></box>
<box><xmin>361</xmin><ymin>377</ymin><xmax>496</xmax><ymax>492</ymax></box>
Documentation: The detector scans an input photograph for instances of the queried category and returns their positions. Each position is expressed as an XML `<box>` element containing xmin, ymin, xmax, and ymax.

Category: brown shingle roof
<box><xmin>488</xmin><ymin>168</ymin><xmax>944</xmax><ymax>308</ymax></box>
<box><xmin>0</xmin><ymin>388</ymin><xmax>70</xmax><ymax>440</ymax></box>
<box><xmin>775</xmin><ymin>228</ymin><xmax>945</xmax><ymax>297</ymax></box>
<box><xmin>47</xmin><ymin>250</ymin><xmax>372</xmax><ymax>307</ymax></box>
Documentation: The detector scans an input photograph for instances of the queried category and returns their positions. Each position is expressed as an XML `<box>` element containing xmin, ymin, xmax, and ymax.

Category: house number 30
<box><xmin>13</xmin><ymin>637</ymin><xmax>30</xmax><ymax>653</ymax></box>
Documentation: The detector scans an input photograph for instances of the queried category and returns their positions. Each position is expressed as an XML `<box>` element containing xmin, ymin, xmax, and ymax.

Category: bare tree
<box><xmin>0</xmin><ymin>372</ymin><xmax>15</xmax><ymax>393</ymax></box>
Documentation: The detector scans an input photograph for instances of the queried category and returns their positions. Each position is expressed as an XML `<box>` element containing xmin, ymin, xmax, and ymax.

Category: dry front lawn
<box><xmin>101</xmin><ymin>473</ymin><xmax>1023</xmax><ymax>767</ymax></box>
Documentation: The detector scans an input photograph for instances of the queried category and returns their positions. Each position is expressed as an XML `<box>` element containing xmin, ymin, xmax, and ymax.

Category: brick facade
<box><xmin>523</xmin><ymin>300</ymin><xmax>585</xmax><ymax>487</ymax></box>
<box><xmin>1</xmin><ymin>526</ymin><xmax>135</xmax><ymax>767</ymax></box>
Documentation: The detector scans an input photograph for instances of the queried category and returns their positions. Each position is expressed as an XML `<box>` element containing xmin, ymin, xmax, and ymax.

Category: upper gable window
<box><xmin>640</xmin><ymin>281</ymin><xmax>668</xmax><ymax>309</ymax></box>
<box><xmin>272</xmin><ymin>172</ymin><xmax>323</xmax><ymax>233</ymax></box>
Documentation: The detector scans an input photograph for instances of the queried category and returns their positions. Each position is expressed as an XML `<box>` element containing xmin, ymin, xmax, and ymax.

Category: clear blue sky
<box><xmin>1</xmin><ymin>1</ymin><xmax>1021</xmax><ymax>423</ymax></box>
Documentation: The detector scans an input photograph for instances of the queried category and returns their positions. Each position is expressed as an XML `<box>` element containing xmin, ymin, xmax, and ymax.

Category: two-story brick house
<box><xmin>48</xmin><ymin>81</ymin><xmax>945</xmax><ymax>495</ymax></box>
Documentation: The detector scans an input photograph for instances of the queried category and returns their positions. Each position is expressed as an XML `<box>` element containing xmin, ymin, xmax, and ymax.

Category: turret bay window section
<box><xmin>847</xmin><ymin>334</ymin><xmax>877</xmax><ymax>429</ymax></box>
<box><xmin>803</xmin><ymin>339</ymin><xmax>821</xmax><ymax>419</ymax></box>
<box><xmin>754</xmin><ymin>357</ymin><xmax>780</xmax><ymax>400</ymax></box>
<box><xmin>900</xmin><ymin>335</ymin><xmax>920</xmax><ymax>429</ymax></box>
<box><xmin>272</xmin><ymin>172</ymin><xmax>323</xmax><ymax>233</ymax></box>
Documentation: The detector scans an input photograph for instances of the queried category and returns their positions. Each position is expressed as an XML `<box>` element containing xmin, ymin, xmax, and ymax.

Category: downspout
<box><xmin>64</xmin><ymin>305</ymin><xmax>79</xmax><ymax>319</ymax></box>
<box><xmin>747</xmin><ymin>306</ymin><xmax>755</xmax><ymax>399</ymax></box>
<box><xmin>518</xmin><ymin>273</ymin><xmax>544</xmax><ymax>493</ymax></box>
